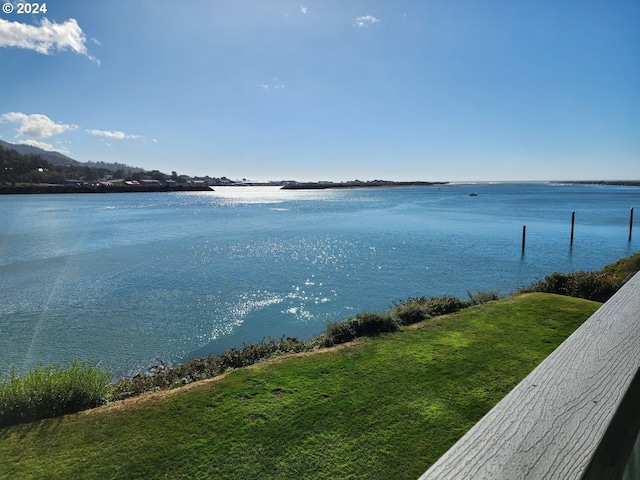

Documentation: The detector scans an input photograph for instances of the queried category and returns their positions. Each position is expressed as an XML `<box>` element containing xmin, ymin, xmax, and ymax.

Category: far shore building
<box><xmin>139</xmin><ymin>179</ymin><xmax>162</xmax><ymax>186</ymax></box>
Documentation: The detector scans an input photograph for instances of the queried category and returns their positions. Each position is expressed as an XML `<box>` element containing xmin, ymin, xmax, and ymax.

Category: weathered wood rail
<box><xmin>419</xmin><ymin>271</ymin><xmax>640</xmax><ymax>480</ymax></box>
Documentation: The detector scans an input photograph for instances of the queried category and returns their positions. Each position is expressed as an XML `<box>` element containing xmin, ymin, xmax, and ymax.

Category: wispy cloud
<box><xmin>1</xmin><ymin>111</ymin><xmax>147</xmax><ymax>149</ymax></box>
<box><xmin>1</xmin><ymin>112</ymin><xmax>77</xmax><ymax>138</ymax></box>
<box><xmin>353</xmin><ymin>15</ymin><xmax>381</xmax><ymax>28</ymax></box>
<box><xmin>260</xmin><ymin>79</ymin><xmax>285</xmax><ymax>93</ymax></box>
<box><xmin>87</xmin><ymin>129</ymin><xmax>141</xmax><ymax>140</ymax></box>
<box><xmin>18</xmin><ymin>139</ymin><xmax>54</xmax><ymax>151</ymax></box>
<box><xmin>300</xmin><ymin>5</ymin><xmax>308</xmax><ymax>14</ymax></box>
<box><xmin>0</xmin><ymin>18</ymin><xmax>99</xmax><ymax>63</ymax></box>
<box><xmin>18</xmin><ymin>139</ymin><xmax>70</xmax><ymax>154</ymax></box>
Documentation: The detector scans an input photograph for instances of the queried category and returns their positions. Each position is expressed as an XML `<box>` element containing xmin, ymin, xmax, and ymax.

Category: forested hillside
<box><xmin>0</xmin><ymin>145</ymin><xmax>112</xmax><ymax>184</ymax></box>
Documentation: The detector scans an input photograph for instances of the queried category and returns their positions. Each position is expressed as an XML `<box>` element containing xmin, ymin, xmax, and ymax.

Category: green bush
<box><xmin>466</xmin><ymin>290</ymin><xmax>500</xmax><ymax>305</ymax></box>
<box><xmin>353</xmin><ymin>311</ymin><xmax>398</xmax><ymax>335</ymax></box>
<box><xmin>323</xmin><ymin>312</ymin><xmax>398</xmax><ymax>346</ymax></box>
<box><xmin>601</xmin><ymin>253</ymin><xmax>640</xmax><ymax>279</ymax></box>
<box><xmin>393</xmin><ymin>296</ymin><xmax>470</xmax><ymax>326</ymax></box>
<box><xmin>0</xmin><ymin>360</ymin><xmax>112</xmax><ymax>427</ymax></box>
<box><xmin>518</xmin><ymin>253</ymin><xmax>640</xmax><ymax>302</ymax></box>
<box><xmin>523</xmin><ymin>271</ymin><xmax>620</xmax><ymax>302</ymax></box>
<box><xmin>566</xmin><ymin>271</ymin><xmax>620</xmax><ymax>302</ymax></box>
<box><xmin>393</xmin><ymin>300</ymin><xmax>429</xmax><ymax>325</ymax></box>
<box><xmin>536</xmin><ymin>272</ymin><xmax>572</xmax><ymax>295</ymax></box>
<box><xmin>218</xmin><ymin>337</ymin><xmax>309</xmax><ymax>369</ymax></box>
<box><xmin>424</xmin><ymin>296</ymin><xmax>469</xmax><ymax>316</ymax></box>
<box><xmin>323</xmin><ymin>321</ymin><xmax>357</xmax><ymax>346</ymax></box>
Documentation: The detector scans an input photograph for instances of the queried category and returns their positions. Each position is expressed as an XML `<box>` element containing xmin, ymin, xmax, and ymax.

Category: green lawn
<box><xmin>0</xmin><ymin>293</ymin><xmax>600</xmax><ymax>480</ymax></box>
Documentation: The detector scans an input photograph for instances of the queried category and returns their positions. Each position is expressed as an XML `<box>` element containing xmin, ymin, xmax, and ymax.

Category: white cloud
<box><xmin>353</xmin><ymin>15</ymin><xmax>381</xmax><ymax>28</ymax></box>
<box><xmin>260</xmin><ymin>79</ymin><xmax>285</xmax><ymax>93</ymax></box>
<box><xmin>18</xmin><ymin>139</ymin><xmax>55</xmax><ymax>151</ymax></box>
<box><xmin>17</xmin><ymin>139</ymin><xmax>70</xmax><ymax>155</ymax></box>
<box><xmin>0</xmin><ymin>18</ymin><xmax>99</xmax><ymax>63</ymax></box>
<box><xmin>87</xmin><ymin>129</ymin><xmax>141</xmax><ymax>140</ymax></box>
<box><xmin>1</xmin><ymin>112</ymin><xmax>76</xmax><ymax>138</ymax></box>
<box><xmin>300</xmin><ymin>5</ymin><xmax>308</xmax><ymax>14</ymax></box>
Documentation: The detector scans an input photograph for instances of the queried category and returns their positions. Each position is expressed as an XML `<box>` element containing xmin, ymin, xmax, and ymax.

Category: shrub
<box><xmin>518</xmin><ymin>253</ymin><xmax>640</xmax><ymax>302</ymax></box>
<box><xmin>323</xmin><ymin>312</ymin><xmax>398</xmax><ymax>346</ymax></box>
<box><xmin>353</xmin><ymin>311</ymin><xmax>398</xmax><ymax>335</ymax></box>
<box><xmin>393</xmin><ymin>296</ymin><xmax>469</xmax><ymax>326</ymax></box>
<box><xmin>601</xmin><ymin>253</ymin><xmax>640</xmax><ymax>280</ymax></box>
<box><xmin>394</xmin><ymin>300</ymin><xmax>429</xmax><ymax>325</ymax></box>
<box><xmin>523</xmin><ymin>271</ymin><xmax>620</xmax><ymax>302</ymax></box>
<box><xmin>566</xmin><ymin>271</ymin><xmax>620</xmax><ymax>302</ymax></box>
<box><xmin>0</xmin><ymin>360</ymin><xmax>112</xmax><ymax>427</ymax></box>
<box><xmin>218</xmin><ymin>337</ymin><xmax>309</xmax><ymax>369</ymax></box>
<box><xmin>323</xmin><ymin>320</ymin><xmax>357</xmax><ymax>346</ymax></box>
<box><xmin>466</xmin><ymin>290</ymin><xmax>500</xmax><ymax>305</ymax></box>
<box><xmin>424</xmin><ymin>296</ymin><xmax>469</xmax><ymax>316</ymax></box>
<box><xmin>536</xmin><ymin>272</ymin><xmax>572</xmax><ymax>295</ymax></box>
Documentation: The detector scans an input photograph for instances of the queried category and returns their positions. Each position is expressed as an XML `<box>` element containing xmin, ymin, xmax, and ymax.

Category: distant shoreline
<box><xmin>0</xmin><ymin>184</ymin><xmax>214</xmax><ymax>195</ymax></box>
<box><xmin>552</xmin><ymin>181</ymin><xmax>640</xmax><ymax>187</ymax></box>
<box><xmin>2</xmin><ymin>180</ymin><xmax>638</xmax><ymax>195</ymax></box>
<box><xmin>0</xmin><ymin>180</ymin><xmax>449</xmax><ymax>194</ymax></box>
<box><xmin>280</xmin><ymin>181</ymin><xmax>449</xmax><ymax>190</ymax></box>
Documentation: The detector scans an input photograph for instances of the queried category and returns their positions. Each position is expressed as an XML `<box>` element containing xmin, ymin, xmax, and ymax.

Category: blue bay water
<box><xmin>1</xmin><ymin>183</ymin><xmax>638</xmax><ymax>378</ymax></box>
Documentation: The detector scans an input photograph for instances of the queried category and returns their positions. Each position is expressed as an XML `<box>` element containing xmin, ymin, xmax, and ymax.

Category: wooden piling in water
<box><xmin>630</xmin><ymin>208</ymin><xmax>634</xmax><ymax>242</ymax></box>
<box><xmin>522</xmin><ymin>225</ymin><xmax>526</xmax><ymax>253</ymax></box>
<box><xmin>570</xmin><ymin>211</ymin><xmax>575</xmax><ymax>246</ymax></box>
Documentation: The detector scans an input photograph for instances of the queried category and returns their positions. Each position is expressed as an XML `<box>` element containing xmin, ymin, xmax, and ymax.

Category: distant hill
<box><xmin>0</xmin><ymin>139</ymin><xmax>143</xmax><ymax>173</ymax></box>
<box><xmin>82</xmin><ymin>161</ymin><xmax>143</xmax><ymax>174</ymax></box>
<box><xmin>0</xmin><ymin>139</ymin><xmax>80</xmax><ymax>166</ymax></box>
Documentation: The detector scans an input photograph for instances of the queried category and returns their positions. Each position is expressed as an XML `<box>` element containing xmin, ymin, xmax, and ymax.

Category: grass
<box><xmin>111</xmin><ymin>294</ymin><xmax>491</xmax><ymax>402</ymax></box>
<box><xmin>0</xmin><ymin>293</ymin><xmax>600</xmax><ymax>480</ymax></box>
<box><xmin>0</xmin><ymin>360</ymin><xmax>111</xmax><ymax>426</ymax></box>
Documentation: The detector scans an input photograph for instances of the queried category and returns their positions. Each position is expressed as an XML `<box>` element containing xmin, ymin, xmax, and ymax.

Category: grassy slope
<box><xmin>0</xmin><ymin>293</ymin><xmax>600</xmax><ymax>480</ymax></box>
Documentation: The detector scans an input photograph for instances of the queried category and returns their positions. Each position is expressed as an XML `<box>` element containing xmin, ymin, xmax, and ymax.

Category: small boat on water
<box><xmin>469</xmin><ymin>192</ymin><xmax>478</xmax><ymax>196</ymax></box>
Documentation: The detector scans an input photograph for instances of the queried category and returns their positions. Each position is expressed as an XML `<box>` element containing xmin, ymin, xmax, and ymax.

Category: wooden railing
<box><xmin>419</xmin><ymin>271</ymin><xmax>640</xmax><ymax>480</ymax></box>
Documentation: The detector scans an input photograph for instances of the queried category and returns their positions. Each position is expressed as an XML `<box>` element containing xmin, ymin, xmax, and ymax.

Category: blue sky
<box><xmin>1</xmin><ymin>0</ymin><xmax>638</xmax><ymax>181</ymax></box>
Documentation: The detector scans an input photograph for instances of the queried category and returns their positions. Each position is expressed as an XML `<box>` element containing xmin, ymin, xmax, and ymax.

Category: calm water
<box><xmin>1</xmin><ymin>183</ymin><xmax>638</xmax><ymax>377</ymax></box>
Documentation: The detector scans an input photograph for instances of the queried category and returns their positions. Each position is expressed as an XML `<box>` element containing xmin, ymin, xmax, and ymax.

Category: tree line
<box><xmin>0</xmin><ymin>145</ymin><xmax>113</xmax><ymax>185</ymax></box>
<box><xmin>0</xmin><ymin>145</ymin><xmax>240</xmax><ymax>188</ymax></box>
<box><xmin>0</xmin><ymin>146</ymin><xmax>189</xmax><ymax>186</ymax></box>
